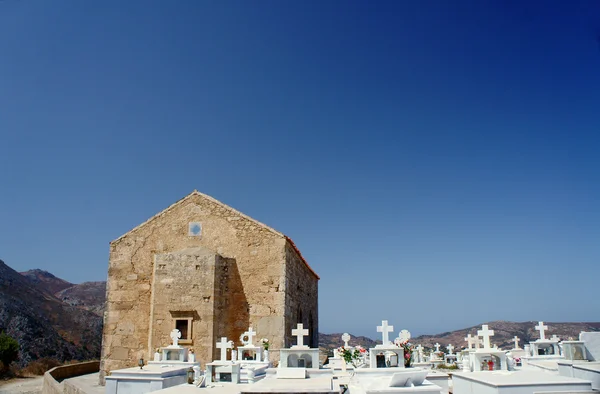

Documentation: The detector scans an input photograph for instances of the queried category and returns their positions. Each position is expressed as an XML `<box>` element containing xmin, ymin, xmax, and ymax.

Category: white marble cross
<box><xmin>513</xmin><ymin>336</ymin><xmax>521</xmax><ymax>349</ymax></box>
<box><xmin>377</xmin><ymin>320</ymin><xmax>394</xmax><ymax>346</ymax></box>
<box><xmin>292</xmin><ymin>323</ymin><xmax>309</xmax><ymax>347</ymax></box>
<box><xmin>342</xmin><ymin>333</ymin><xmax>351</xmax><ymax>347</ymax></box>
<box><xmin>216</xmin><ymin>337</ymin><xmax>233</xmax><ymax>361</ymax></box>
<box><xmin>398</xmin><ymin>329</ymin><xmax>411</xmax><ymax>342</ymax></box>
<box><xmin>477</xmin><ymin>325</ymin><xmax>494</xmax><ymax>350</ymax></box>
<box><xmin>465</xmin><ymin>334</ymin><xmax>479</xmax><ymax>349</ymax></box>
<box><xmin>551</xmin><ymin>334</ymin><xmax>560</xmax><ymax>342</ymax></box>
<box><xmin>416</xmin><ymin>344</ymin><xmax>423</xmax><ymax>355</ymax></box>
<box><xmin>465</xmin><ymin>334</ymin><xmax>476</xmax><ymax>350</ymax></box>
<box><xmin>434</xmin><ymin>343</ymin><xmax>441</xmax><ymax>352</ymax></box>
<box><xmin>242</xmin><ymin>327</ymin><xmax>256</xmax><ymax>346</ymax></box>
<box><xmin>535</xmin><ymin>321</ymin><xmax>548</xmax><ymax>340</ymax></box>
<box><xmin>446</xmin><ymin>344</ymin><xmax>455</xmax><ymax>355</ymax></box>
<box><xmin>170</xmin><ymin>329</ymin><xmax>181</xmax><ymax>347</ymax></box>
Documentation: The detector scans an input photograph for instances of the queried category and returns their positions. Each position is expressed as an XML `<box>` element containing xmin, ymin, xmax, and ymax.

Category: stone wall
<box><xmin>284</xmin><ymin>240</ymin><xmax>319</xmax><ymax>348</ymax></box>
<box><xmin>42</xmin><ymin>361</ymin><xmax>100</xmax><ymax>394</ymax></box>
<box><xmin>100</xmin><ymin>192</ymin><xmax>317</xmax><ymax>383</ymax></box>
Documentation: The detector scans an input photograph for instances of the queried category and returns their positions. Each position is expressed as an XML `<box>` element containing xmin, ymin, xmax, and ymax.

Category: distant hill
<box><xmin>55</xmin><ymin>281</ymin><xmax>106</xmax><ymax>317</ymax></box>
<box><xmin>319</xmin><ymin>332</ymin><xmax>378</xmax><ymax>354</ymax></box>
<box><xmin>385</xmin><ymin>321</ymin><xmax>600</xmax><ymax>351</ymax></box>
<box><xmin>20</xmin><ymin>269</ymin><xmax>73</xmax><ymax>295</ymax></box>
<box><xmin>0</xmin><ymin>260</ymin><xmax>103</xmax><ymax>366</ymax></box>
<box><xmin>319</xmin><ymin>321</ymin><xmax>600</xmax><ymax>354</ymax></box>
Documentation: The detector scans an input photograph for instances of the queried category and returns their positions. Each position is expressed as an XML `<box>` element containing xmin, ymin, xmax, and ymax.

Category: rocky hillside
<box><xmin>55</xmin><ymin>281</ymin><xmax>106</xmax><ymax>317</ymax></box>
<box><xmin>0</xmin><ymin>260</ymin><xmax>103</xmax><ymax>366</ymax></box>
<box><xmin>319</xmin><ymin>332</ymin><xmax>378</xmax><ymax>355</ymax></box>
<box><xmin>412</xmin><ymin>320</ymin><xmax>600</xmax><ymax>351</ymax></box>
<box><xmin>19</xmin><ymin>269</ymin><xmax>73</xmax><ymax>295</ymax></box>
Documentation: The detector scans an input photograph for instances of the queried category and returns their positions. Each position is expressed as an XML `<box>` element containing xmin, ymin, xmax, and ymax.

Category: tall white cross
<box><xmin>341</xmin><ymin>333</ymin><xmax>351</xmax><ymax>347</ymax></box>
<box><xmin>292</xmin><ymin>323</ymin><xmax>309</xmax><ymax>347</ymax></box>
<box><xmin>216</xmin><ymin>337</ymin><xmax>232</xmax><ymax>361</ymax></box>
<box><xmin>465</xmin><ymin>334</ymin><xmax>476</xmax><ymax>350</ymax></box>
<box><xmin>513</xmin><ymin>336</ymin><xmax>521</xmax><ymax>349</ymax></box>
<box><xmin>377</xmin><ymin>320</ymin><xmax>394</xmax><ymax>345</ymax></box>
<box><xmin>434</xmin><ymin>343</ymin><xmax>441</xmax><ymax>352</ymax></box>
<box><xmin>477</xmin><ymin>325</ymin><xmax>494</xmax><ymax>350</ymax></box>
<box><xmin>416</xmin><ymin>344</ymin><xmax>423</xmax><ymax>355</ymax></box>
<box><xmin>242</xmin><ymin>327</ymin><xmax>256</xmax><ymax>346</ymax></box>
<box><xmin>446</xmin><ymin>344</ymin><xmax>455</xmax><ymax>355</ymax></box>
<box><xmin>535</xmin><ymin>321</ymin><xmax>548</xmax><ymax>340</ymax></box>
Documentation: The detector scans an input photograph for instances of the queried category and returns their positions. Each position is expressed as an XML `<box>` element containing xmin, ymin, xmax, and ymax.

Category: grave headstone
<box><xmin>170</xmin><ymin>329</ymin><xmax>182</xmax><ymax>347</ymax></box>
<box><xmin>291</xmin><ymin>323</ymin><xmax>309</xmax><ymax>348</ymax></box>
<box><xmin>342</xmin><ymin>333</ymin><xmax>351</xmax><ymax>347</ymax></box>
<box><xmin>535</xmin><ymin>321</ymin><xmax>548</xmax><ymax>340</ymax></box>
<box><xmin>216</xmin><ymin>337</ymin><xmax>233</xmax><ymax>361</ymax></box>
<box><xmin>377</xmin><ymin>320</ymin><xmax>394</xmax><ymax>346</ymax></box>
<box><xmin>477</xmin><ymin>325</ymin><xmax>494</xmax><ymax>350</ymax></box>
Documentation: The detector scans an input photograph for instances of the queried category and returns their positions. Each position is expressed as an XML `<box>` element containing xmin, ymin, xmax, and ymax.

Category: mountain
<box><xmin>19</xmin><ymin>269</ymin><xmax>74</xmax><ymax>295</ymax></box>
<box><xmin>55</xmin><ymin>281</ymin><xmax>106</xmax><ymax>317</ymax></box>
<box><xmin>0</xmin><ymin>260</ymin><xmax>103</xmax><ymax>366</ymax></box>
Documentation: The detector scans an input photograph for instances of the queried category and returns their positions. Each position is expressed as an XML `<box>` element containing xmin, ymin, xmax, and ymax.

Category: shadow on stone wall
<box><xmin>213</xmin><ymin>257</ymin><xmax>249</xmax><ymax>357</ymax></box>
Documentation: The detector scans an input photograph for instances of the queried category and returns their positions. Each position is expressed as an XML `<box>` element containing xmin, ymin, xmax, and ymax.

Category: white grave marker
<box><xmin>551</xmin><ymin>334</ymin><xmax>560</xmax><ymax>342</ymax></box>
<box><xmin>241</xmin><ymin>327</ymin><xmax>257</xmax><ymax>346</ymax></box>
<box><xmin>465</xmin><ymin>334</ymin><xmax>476</xmax><ymax>350</ymax></box>
<box><xmin>477</xmin><ymin>325</ymin><xmax>494</xmax><ymax>350</ymax></box>
<box><xmin>434</xmin><ymin>343</ymin><xmax>441</xmax><ymax>352</ymax></box>
<box><xmin>513</xmin><ymin>336</ymin><xmax>521</xmax><ymax>349</ymax></box>
<box><xmin>342</xmin><ymin>333</ymin><xmax>351</xmax><ymax>347</ymax></box>
<box><xmin>447</xmin><ymin>344</ymin><xmax>455</xmax><ymax>355</ymax></box>
<box><xmin>216</xmin><ymin>337</ymin><xmax>233</xmax><ymax>361</ymax></box>
<box><xmin>399</xmin><ymin>329</ymin><xmax>411</xmax><ymax>342</ymax></box>
<box><xmin>377</xmin><ymin>320</ymin><xmax>394</xmax><ymax>346</ymax></box>
<box><xmin>170</xmin><ymin>329</ymin><xmax>181</xmax><ymax>347</ymax></box>
<box><xmin>292</xmin><ymin>323</ymin><xmax>309</xmax><ymax>348</ymax></box>
<box><xmin>535</xmin><ymin>321</ymin><xmax>548</xmax><ymax>340</ymax></box>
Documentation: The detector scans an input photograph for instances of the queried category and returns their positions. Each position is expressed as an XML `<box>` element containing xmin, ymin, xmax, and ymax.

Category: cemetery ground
<box><xmin>0</xmin><ymin>376</ymin><xmax>43</xmax><ymax>394</ymax></box>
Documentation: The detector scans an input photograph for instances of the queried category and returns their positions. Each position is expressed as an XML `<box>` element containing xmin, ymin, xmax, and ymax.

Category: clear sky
<box><xmin>1</xmin><ymin>0</ymin><xmax>599</xmax><ymax>338</ymax></box>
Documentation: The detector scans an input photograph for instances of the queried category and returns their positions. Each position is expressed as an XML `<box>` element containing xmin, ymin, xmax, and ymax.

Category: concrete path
<box><xmin>0</xmin><ymin>377</ymin><xmax>43</xmax><ymax>394</ymax></box>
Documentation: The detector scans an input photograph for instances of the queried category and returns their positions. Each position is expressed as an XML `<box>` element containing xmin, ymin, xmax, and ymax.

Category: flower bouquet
<box><xmin>261</xmin><ymin>338</ymin><xmax>269</xmax><ymax>350</ymax></box>
<box><xmin>337</xmin><ymin>345</ymin><xmax>367</xmax><ymax>367</ymax></box>
<box><xmin>394</xmin><ymin>339</ymin><xmax>414</xmax><ymax>367</ymax></box>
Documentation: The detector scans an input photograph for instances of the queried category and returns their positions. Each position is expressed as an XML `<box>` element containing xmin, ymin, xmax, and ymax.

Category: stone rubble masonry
<box><xmin>98</xmin><ymin>191</ymin><xmax>319</xmax><ymax>384</ymax></box>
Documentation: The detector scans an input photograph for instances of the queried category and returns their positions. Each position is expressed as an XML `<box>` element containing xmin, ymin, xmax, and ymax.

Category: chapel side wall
<box><xmin>283</xmin><ymin>242</ymin><xmax>319</xmax><ymax>348</ymax></box>
<box><xmin>100</xmin><ymin>193</ymin><xmax>287</xmax><ymax>383</ymax></box>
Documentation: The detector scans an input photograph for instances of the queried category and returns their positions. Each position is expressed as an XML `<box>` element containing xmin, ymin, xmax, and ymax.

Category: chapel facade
<box><xmin>99</xmin><ymin>191</ymin><xmax>319</xmax><ymax>383</ymax></box>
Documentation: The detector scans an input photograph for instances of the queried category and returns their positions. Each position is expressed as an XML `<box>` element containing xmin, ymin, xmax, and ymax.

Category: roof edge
<box><xmin>111</xmin><ymin>190</ymin><xmax>284</xmax><ymax>244</ymax></box>
<box><xmin>285</xmin><ymin>236</ymin><xmax>320</xmax><ymax>280</ymax></box>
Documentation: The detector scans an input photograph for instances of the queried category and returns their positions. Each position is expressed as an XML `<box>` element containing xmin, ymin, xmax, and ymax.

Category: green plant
<box><xmin>436</xmin><ymin>363</ymin><xmax>459</xmax><ymax>370</ymax></box>
<box><xmin>0</xmin><ymin>332</ymin><xmax>19</xmax><ymax>371</ymax></box>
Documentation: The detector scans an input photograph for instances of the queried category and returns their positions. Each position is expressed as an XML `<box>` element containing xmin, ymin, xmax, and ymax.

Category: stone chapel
<box><xmin>99</xmin><ymin>190</ymin><xmax>319</xmax><ymax>383</ymax></box>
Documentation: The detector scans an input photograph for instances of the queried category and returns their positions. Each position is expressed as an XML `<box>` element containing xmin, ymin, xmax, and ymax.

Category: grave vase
<box><xmin>404</xmin><ymin>350</ymin><xmax>412</xmax><ymax>368</ymax></box>
<box><xmin>263</xmin><ymin>350</ymin><xmax>269</xmax><ymax>363</ymax></box>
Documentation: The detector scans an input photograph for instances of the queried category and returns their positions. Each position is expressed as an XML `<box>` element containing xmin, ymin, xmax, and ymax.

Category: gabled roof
<box><xmin>111</xmin><ymin>190</ymin><xmax>319</xmax><ymax>280</ymax></box>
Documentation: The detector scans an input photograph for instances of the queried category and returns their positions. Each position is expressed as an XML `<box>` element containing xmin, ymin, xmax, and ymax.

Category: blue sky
<box><xmin>1</xmin><ymin>0</ymin><xmax>599</xmax><ymax>338</ymax></box>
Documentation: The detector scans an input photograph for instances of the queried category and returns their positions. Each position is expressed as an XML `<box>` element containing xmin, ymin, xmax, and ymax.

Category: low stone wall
<box><xmin>42</xmin><ymin>361</ymin><xmax>100</xmax><ymax>394</ymax></box>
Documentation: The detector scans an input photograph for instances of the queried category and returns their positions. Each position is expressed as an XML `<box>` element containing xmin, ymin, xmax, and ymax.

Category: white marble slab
<box><xmin>452</xmin><ymin>370</ymin><xmax>593</xmax><ymax>394</ymax></box>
